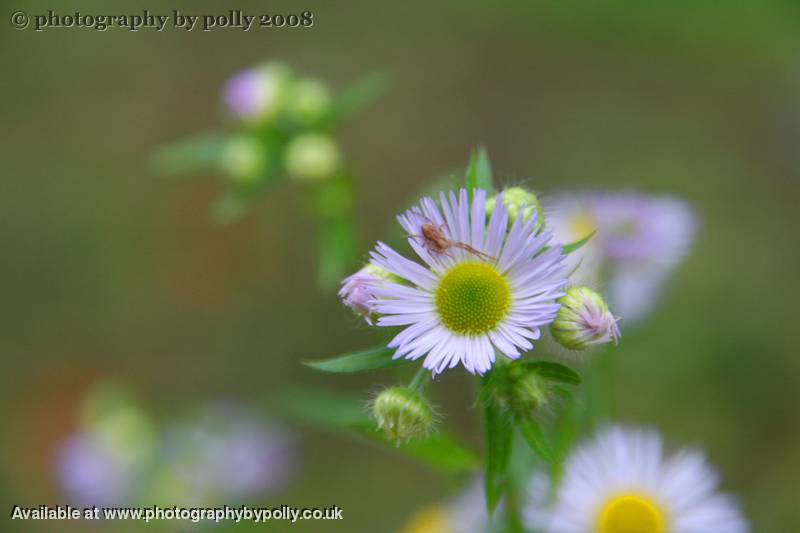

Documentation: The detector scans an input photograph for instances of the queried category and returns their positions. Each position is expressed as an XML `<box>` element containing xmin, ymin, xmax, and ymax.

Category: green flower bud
<box><xmin>288</xmin><ymin>78</ymin><xmax>331</xmax><ymax>125</ymax></box>
<box><xmin>481</xmin><ymin>360</ymin><xmax>550</xmax><ymax>417</ymax></box>
<box><xmin>486</xmin><ymin>187</ymin><xmax>544</xmax><ymax>230</ymax></box>
<box><xmin>80</xmin><ymin>382</ymin><xmax>157</xmax><ymax>466</ymax></box>
<box><xmin>551</xmin><ymin>287</ymin><xmax>620</xmax><ymax>351</ymax></box>
<box><xmin>284</xmin><ymin>134</ymin><xmax>341</xmax><ymax>182</ymax></box>
<box><xmin>372</xmin><ymin>387</ymin><xmax>435</xmax><ymax>442</ymax></box>
<box><xmin>220</xmin><ymin>135</ymin><xmax>267</xmax><ymax>184</ymax></box>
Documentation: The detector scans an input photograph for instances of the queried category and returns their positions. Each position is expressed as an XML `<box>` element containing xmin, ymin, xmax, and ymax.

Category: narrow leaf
<box><xmin>464</xmin><ymin>146</ymin><xmax>493</xmax><ymax>198</ymax></box>
<box><xmin>561</xmin><ymin>231</ymin><xmax>595</xmax><ymax>255</ymax></box>
<box><xmin>379</xmin><ymin>431</ymin><xmax>480</xmax><ymax>473</ymax></box>
<box><xmin>484</xmin><ymin>400</ymin><xmax>513</xmax><ymax>514</ymax></box>
<box><xmin>524</xmin><ymin>361</ymin><xmax>582</xmax><ymax>385</ymax></box>
<box><xmin>152</xmin><ymin>133</ymin><xmax>229</xmax><ymax>177</ymax></box>
<box><xmin>329</xmin><ymin>72</ymin><xmax>388</xmax><ymax>123</ymax></box>
<box><xmin>518</xmin><ymin>418</ymin><xmax>557</xmax><ymax>464</ymax></box>
<box><xmin>278</xmin><ymin>387</ymin><xmax>478</xmax><ymax>472</ymax></box>
<box><xmin>303</xmin><ymin>345</ymin><xmax>410</xmax><ymax>373</ymax></box>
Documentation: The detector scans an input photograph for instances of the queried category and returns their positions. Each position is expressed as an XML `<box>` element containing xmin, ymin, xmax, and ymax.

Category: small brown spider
<box><xmin>408</xmin><ymin>216</ymin><xmax>495</xmax><ymax>261</ymax></box>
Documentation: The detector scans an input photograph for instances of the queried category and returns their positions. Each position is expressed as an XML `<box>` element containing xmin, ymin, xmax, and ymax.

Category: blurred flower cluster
<box><xmin>55</xmin><ymin>382</ymin><xmax>293</xmax><ymax>508</ymax></box>
<box><xmin>154</xmin><ymin>61</ymin><xmax>386</xmax><ymax>289</ymax></box>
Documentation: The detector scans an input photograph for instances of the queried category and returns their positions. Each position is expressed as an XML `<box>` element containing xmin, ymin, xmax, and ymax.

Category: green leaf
<box><xmin>523</xmin><ymin>361</ymin><xmax>582</xmax><ymax>385</ymax></box>
<box><xmin>386</xmin><ymin>431</ymin><xmax>480</xmax><ymax>473</ymax></box>
<box><xmin>303</xmin><ymin>345</ymin><xmax>411</xmax><ymax>373</ymax></box>
<box><xmin>484</xmin><ymin>398</ymin><xmax>513</xmax><ymax>514</ymax></box>
<box><xmin>277</xmin><ymin>387</ymin><xmax>478</xmax><ymax>473</ymax></box>
<box><xmin>329</xmin><ymin>72</ymin><xmax>388</xmax><ymax>123</ymax></box>
<box><xmin>561</xmin><ymin>231</ymin><xmax>595</xmax><ymax>255</ymax></box>
<box><xmin>465</xmin><ymin>147</ymin><xmax>494</xmax><ymax>198</ymax></box>
<box><xmin>152</xmin><ymin>133</ymin><xmax>229</xmax><ymax>177</ymax></box>
<box><xmin>278</xmin><ymin>388</ymin><xmax>372</xmax><ymax>428</ymax></box>
<box><xmin>518</xmin><ymin>418</ymin><xmax>557</xmax><ymax>464</ymax></box>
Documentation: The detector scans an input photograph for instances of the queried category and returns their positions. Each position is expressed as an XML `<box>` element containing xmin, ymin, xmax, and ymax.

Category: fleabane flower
<box><xmin>155</xmin><ymin>404</ymin><xmax>293</xmax><ymax>504</ymax></box>
<box><xmin>222</xmin><ymin>63</ymin><xmax>291</xmax><ymax>124</ymax></box>
<box><xmin>368</xmin><ymin>188</ymin><xmax>568</xmax><ymax>376</ymax></box>
<box><xmin>525</xmin><ymin>426</ymin><xmax>749</xmax><ymax>533</ymax></box>
<box><xmin>338</xmin><ymin>264</ymin><xmax>395</xmax><ymax>324</ymax></box>
<box><xmin>550</xmin><ymin>286</ymin><xmax>620</xmax><ymax>351</ymax></box>
<box><xmin>547</xmin><ymin>192</ymin><xmax>696</xmax><ymax>322</ymax></box>
<box><xmin>402</xmin><ymin>479</ymin><xmax>491</xmax><ymax>533</ymax></box>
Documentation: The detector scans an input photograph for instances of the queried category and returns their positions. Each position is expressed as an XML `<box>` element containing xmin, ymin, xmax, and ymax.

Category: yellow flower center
<box><xmin>598</xmin><ymin>494</ymin><xmax>666</xmax><ymax>533</ymax></box>
<box><xmin>401</xmin><ymin>505</ymin><xmax>451</xmax><ymax>533</ymax></box>
<box><xmin>570</xmin><ymin>213</ymin><xmax>597</xmax><ymax>241</ymax></box>
<box><xmin>435</xmin><ymin>262</ymin><xmax>510</xmax><ymax>335</ymax></box>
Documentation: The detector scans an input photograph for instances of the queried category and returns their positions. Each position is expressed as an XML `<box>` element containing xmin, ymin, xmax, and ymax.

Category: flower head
<box><xmin>547</xmin><ymin>192</ymin><xmax>696</xmax><ymax>322</ymax></box>
<box><xmin>287</xmin><ymin>78</ymin><xmax>331</xmax><ymax>125</ymax></box>
<box><xmin>372</xmin><ymin>386</ymin><xmax>436</xmax><ymax>442</ymax></box>
<box><xmin>222</xmin><ymin>63</ymin><xmax>291</xmax><ymax>124</ymax></box>
<box><xmin>55</xmin><ymin>382</ymin><xmax>156</xmax><ymax>506</ymax></box>
<box><xmin>525</xmin><ymin>426</ymin><xmax>749</xmax><ymax>533</ymax></box>
<box><xmin>156</xmin><ymin>404</ymin><xmax>293</xmax><ymax>504</ymax></box>
<box><xmin>368</xmin><ymin>188</ymin><xmax>568</xmax><ymax>375</ymax></box>
<box><xmin>339</xmin><ymin>264</ymin><xmax>395</xmax><ymax>324</ymax></box>
<box><xmin>486</xmin><ymin>186</ymin><xmax>544</xmax><ymax>229</ymax></box>
<box><xmin>550</xmin><ymin>286</ymin><xmax>620</xmax><ymax>351</ymax></box>
<box><xmin>402</xmin><ymin>479</ymin><xmax>491</xmax><ymax>533</ymax></box>
<box><xmin>284</xmin><ymin>133</ymin><xmax>341</xmax><ymax>181</ymax></box>
<box><xmin>55</xmin><ymin>432</ymin><xmax>132</xmax><ymax>507</ymax></box>
<box><xmin>220</xmin><ymin>135</ymin><xmax>267</xmax><ymax>184</ymax></box>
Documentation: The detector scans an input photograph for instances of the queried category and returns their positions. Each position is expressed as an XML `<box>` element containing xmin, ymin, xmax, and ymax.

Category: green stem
<box><xmin>504</xmin><ymin>479</ymin><xmax>525</xmax><ymax>533</ymax></box>
<box><xmin>408</xmin><ymin>366</ymin><xmax>430</xmax><ymax>391</ymax></box>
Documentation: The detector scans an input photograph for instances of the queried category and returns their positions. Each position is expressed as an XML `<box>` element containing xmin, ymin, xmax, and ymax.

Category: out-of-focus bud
<box><xmin>372</xmin><ymin>387</ymin><xmax>435</xmax><ymax>443</ymax></box>
<box><xmin>284</xmin><ymin>134</ymin><xmax>341</xmax><ymax>182</ymax></box>
<box><xmin>338</xmin><ymin>263</ymin><xmax>395</xmax><ymax>324</ymax></box>
<box><xmin>287</xmin><ymin>78</ymin><xmax>331</xmax><ymax>125</ymax></box>
<box><xmin>219</xmin><ymin>135</ymin><xmax>267</xmax><ymax>184</ymax></box>
<box><xmin>481</xmin><ymin>360</ymin><xmax>550</xmax><ymax>418</ymax></box>
<box><xmin>486</xmin><ymin>187</ymin><xmax>544</xmax><ymax>230</ymax></box>
<box><xmin>80</xmin><ymin>382</ymin><xmax>157</xmax><ymax>466</ymax></box>
<box><xmin>550</xmin><ymin>286</ymin><xmax>620</xmax><ymax>351</ymax></box>
<box><xmin>222</xmin><ymin>62</ymin><xmax>292</xmax><ymax>125</ymax></box>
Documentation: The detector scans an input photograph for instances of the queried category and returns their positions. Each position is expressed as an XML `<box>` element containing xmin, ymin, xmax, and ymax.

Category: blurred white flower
<box><xmin>525</xmin><ymin>426</ymin><xmax>748</xmax><ymax>533</ymax></box>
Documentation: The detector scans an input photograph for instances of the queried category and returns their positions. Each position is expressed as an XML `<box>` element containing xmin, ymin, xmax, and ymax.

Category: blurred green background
<box><xmin>2</xmin><ymin>0</ymin><xmax>800</xmax><ymax>531</ymax></box>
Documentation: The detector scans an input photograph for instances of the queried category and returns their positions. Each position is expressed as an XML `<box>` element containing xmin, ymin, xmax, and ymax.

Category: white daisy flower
<box><xmin>526</xmin><ymin>426</ymin><xmax>749</xmax><ymax>533</ymax></box>
<box><xmin>368</xmin><ymin>188</ymin><xmax>568</xmax><ymax>376</ymax></box>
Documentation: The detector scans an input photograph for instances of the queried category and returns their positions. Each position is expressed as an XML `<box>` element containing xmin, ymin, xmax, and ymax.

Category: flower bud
<box><xmin>550</xmin><ymin>287</ymin><xmax>620</xmax><ymax>351</ymax></box>
<box><xmin>284</xmin><ymin>134</ymin><xmax>341</xmax><ymax>182</ymax></box>
<box><xmin>481</xmin><ymin>361</ymin><xmax>550</xmax><ymax>417</ymax></box>
<box><xmin>219</xmin><ymin>135</ymin><xmax>267</xmax><ymax>184</ymax></box>
<box><xmin>339</xmin><ymin>263</ymin><xmax>396</xmax><ymax>324</ymax></box>
<box><xmin>486</xmin><ymin>187</ymin><xmax>544</xmax><ymax>229</ymax></box>
<box><xmin>287</xmin><ymin>78</ymin><xmax>331</xmax><ymax>125</ymax></box>
<box><xmin>222</xmin><ymin>62</ymin><xmax>292</xmax><ymax>125</ymax></box>
<box><xmin>372</xmin><ymin>387</ymin><xmax>435</xmax><ymax>442</ymax></box>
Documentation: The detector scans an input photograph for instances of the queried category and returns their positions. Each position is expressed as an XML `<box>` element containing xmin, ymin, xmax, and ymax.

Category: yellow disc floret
<box><xmin>435</xmin><ymin>263</ymin><xmax>510</xmax><ymax>335</ymax></box>
<box><xmin>598</xmin><ymin>494</ymin><xmax>666</xmax><ymax>533</ymax></box>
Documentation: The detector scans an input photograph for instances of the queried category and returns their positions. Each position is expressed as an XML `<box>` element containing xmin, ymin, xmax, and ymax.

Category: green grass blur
<box><xmin>2</xmin><ymin>0</ymin><xmax>799</xmax><ymax>531</ymax></box>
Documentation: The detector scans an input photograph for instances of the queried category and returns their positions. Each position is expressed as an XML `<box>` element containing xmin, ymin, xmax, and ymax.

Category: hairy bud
<box><xmin>372</xmin><ymin>387</ymin><xmax>435</xmax><ymax>442</ymax></box>
<box><xmin>551</xmin><ymin>287</ymin><xmax>620</xmax><ymax>351</ymax></box>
